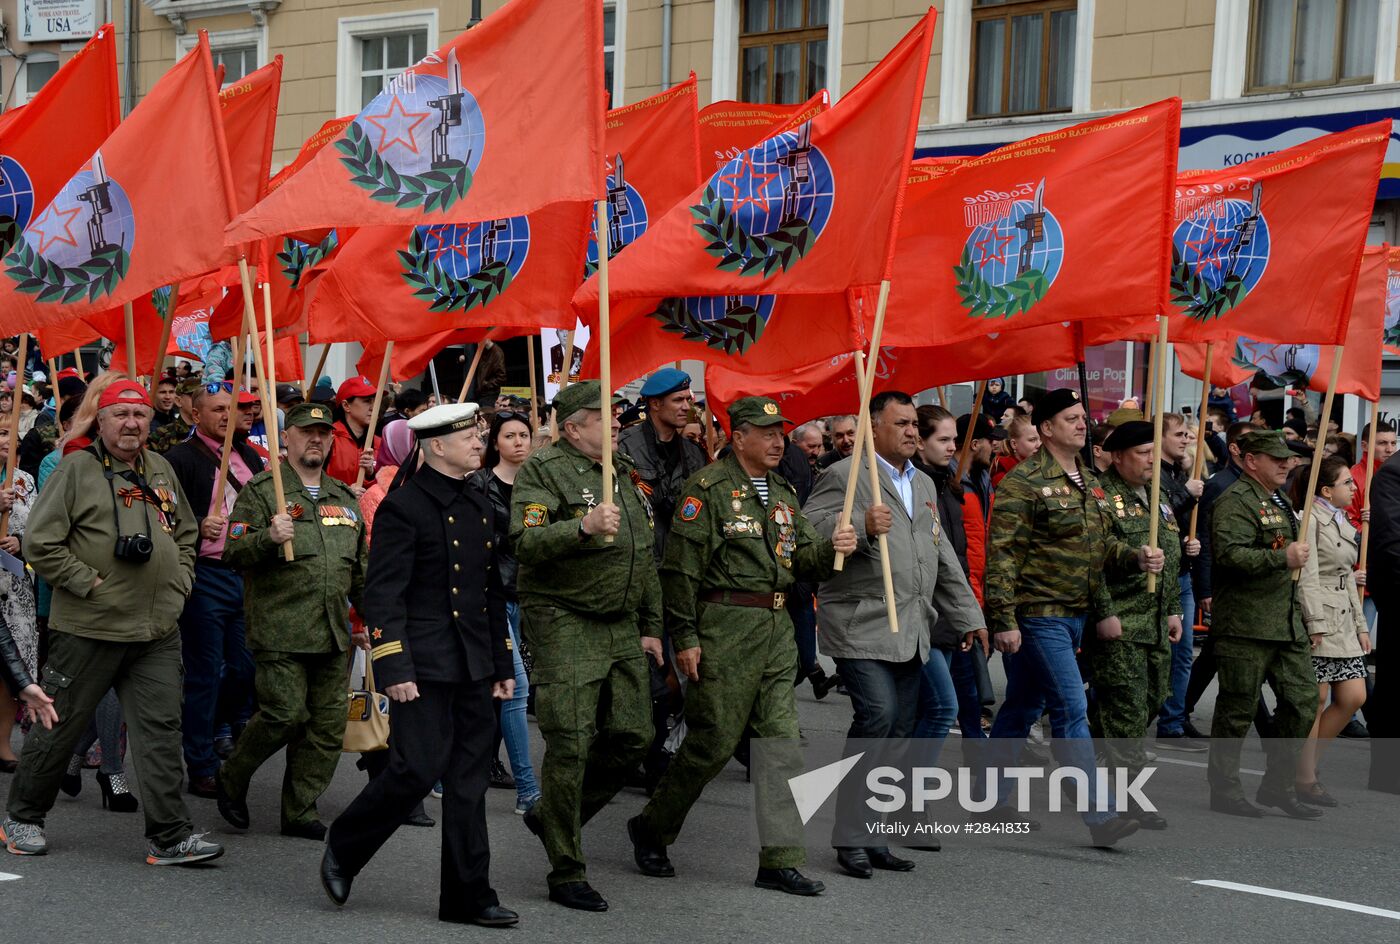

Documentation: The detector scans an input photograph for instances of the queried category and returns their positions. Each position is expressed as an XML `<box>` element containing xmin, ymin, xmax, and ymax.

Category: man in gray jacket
<box><xmin>805</xmin><ymin>390</ymin><xmax>984</xmax><ymax>879</ymax></box>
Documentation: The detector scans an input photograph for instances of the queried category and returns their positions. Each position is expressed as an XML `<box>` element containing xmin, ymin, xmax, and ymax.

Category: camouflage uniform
<box><xmin>1207</xmin><ymin>431</ymin><xmax>1320</xmax><ymax>802</ymax></box>
<box><xmin>219</xmin><ymin>410</ymin><xmax>368</xmax><ymax>829</ymax></box>
<box><xmin>510</xmin><ymin>382</ymin><xmax>662</xmax><ymax>890</ymax></box>
<box><xmin>635</xmin><ymin>428</ymin><xmax>836</xmax><ymax>870</ymax></box>
<box><xmin>1088</xmin><ymin>464</ymin><xmax>1183</xmax><ymax>775</ymax></box>
<box><xmin>146</xmin><ymin>417</ymin><xmax>192</xmax><ymax>454</ymax></box>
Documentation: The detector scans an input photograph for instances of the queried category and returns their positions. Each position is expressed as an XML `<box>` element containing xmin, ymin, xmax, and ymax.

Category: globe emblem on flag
<box><xmin>692</xmin><ymin>121</ymin><xmax>834</xmax><ymax>278</ymax></box>
<box><xmin>587</xmin><ymin>163</ymin><xmax>648</xmax><ymax>272</ymax></box>
<box><xmin>0</xmin><ymin>155</ymin><xmax>36</xmax><ymax>247</ymax></box>
<box><xmin>1170</xmin><ymin>187</ymin><xmax>1271</xmax><ymax>323</ymax></box>
<box><xmin>337</xmin><ymin>50</ymin><xmax>485</xmax><ymax>214</ymax></box>
<box><xmin>399</xmin><ymin>216</ymin><xmax>530</xmax><ymax>314</ymax></box>
<box><xmin>1234</xmin><ymin>338</ymin><xmax>1316</xmax><ymax>388</ymax></box>
<box><xmin>649</xmin><ymin>294</ymin><xmax>778</xmax><ymax>356</ymax></box>
<box><xmin>3</xmin><ymin>155</ymin><xmax>135</xmax><ymax>304</ymax></box>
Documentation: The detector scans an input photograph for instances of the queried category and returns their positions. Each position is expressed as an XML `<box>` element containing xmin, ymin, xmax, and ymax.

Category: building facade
<box><xmin>3</xmin><ymin>1</ymin><xmax>1397</xmax><ymax>423</ymax></box>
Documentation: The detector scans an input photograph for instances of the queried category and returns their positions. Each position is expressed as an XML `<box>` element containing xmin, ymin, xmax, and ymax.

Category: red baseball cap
<box><xmin>55</xmin><ymin>367</ymin><xmax>81</xmax><ymax>381</ymax></box>
<box><xmin>337</xmin><ymin>376</ymin><xmax>376</xmax><ymax>401</ymax></box>
<box><xmin>237</xmin><ymin>387</ymin><xmax>260</xmax><ymax>406</ymax></box>
<box><xmin>97</xmin><ymin>380</ymin><xmax>151</xmax><ymax>410</ymax></box>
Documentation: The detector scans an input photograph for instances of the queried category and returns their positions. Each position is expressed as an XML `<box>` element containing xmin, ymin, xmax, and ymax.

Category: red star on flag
<box><xmin>1183</xmin><ymin>220</ymin><xmax>1233</xmax><ymax>275</ymax></box>
<box><xmin>973</xmin><ymin>223</ymin><xmax>1015</xmax><ymax>269</ymax></box>
<box><xmin>431</xmin><ymin>223</ymin><xmax>479</xmax><ymax>266</ymax></box>
<box><xmin>28</xmin><ymin>203</ymin><xmax>83</xmax><ymax>255</ymax></box>
<box><xmin>361</xmin><ymin>96</ymin><xmax>432</xmax><ymax>157</ymax></box>
<box><xmin>719</xmin><ymin>153</ymin><xmax>779</xmax><ymax>214</ymax></box>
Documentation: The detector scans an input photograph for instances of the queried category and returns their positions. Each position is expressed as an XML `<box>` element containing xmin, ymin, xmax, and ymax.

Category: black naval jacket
<box><xmin>364</xmin><ymin>463</ymin><xmax>512</xmax><ymax>689</ymax></box>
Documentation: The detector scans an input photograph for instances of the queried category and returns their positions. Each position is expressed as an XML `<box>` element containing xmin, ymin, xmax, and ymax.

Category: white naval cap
<box><xmin>407</xmin><ymin>402</ymin><xmax>480</xmax><ymax>439</ymax></box>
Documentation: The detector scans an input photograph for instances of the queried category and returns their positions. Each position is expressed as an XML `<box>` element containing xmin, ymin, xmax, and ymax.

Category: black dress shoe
<box><xmin>281</xmin><ymin>820</ymin><xmax>329</xmax><ymax>841</ymax></box>
<box><xmin>867</xmin><ymin>847</ymin><xmax>916</xmax><ymax>872</ymax></box>
<box><xmin>320</xmin><ymin>844</ymin><xmax>352</xmax><ymax>906</ymax></box>
<box><xmin>441</xmin><ymin>904</ymin><xmax>520</xmax><ymax>927</ymax></box>
<box><xmin>1127</xmin><ymin>808</ymin><xmax>1169</xmax><ymax>830</ymax></box>
<box><xmin>627</xmin><ymin>816</ymin><xmax>675</xmax><ymax>877</ymax></box>
<box><xmin>1087</xmin><ymin>815</ymin><xmax>1140</xmax><ymax>848</ymax></box>
<box><xmin>835</xmin><ymin>847</ymin><xmax>872</xmax><ymax>878</ymax></box>
<box><xmin>187</xmin><ymin>775</ymin><xmax>218</xmax><ymax>799</ymax></box>
<box><xmin>755</xmin><ymin>867</ymin><xmax>824</xmax><ymax>896</ymax></box>
<box><xmin>489</xmin><ymin>758</ymin><xmax>515</xmax><ymax>790</ymax></box>
<box><xmin>405</xmin><ymin>810</ymin><xmax>436</xmax><ymax>827</ymax></box>
<box><xmin>215</xmin><ymin>771</ymin><xmax>249</xmax><ymax>829</ymax></box>
<box><xmin>548</xmin><ymin>881</ymin><xmax>607</xmax><ymax>912</ymax></box>
<box><xmin>1256</xmin><ymin>790</ymin><xmax>1324</xmax><ymax>819</ymax></box>
<box><xmin>1210</xmin><ymin>794</ymin><xmax>1263</xmax><ymax>818</ymax></box>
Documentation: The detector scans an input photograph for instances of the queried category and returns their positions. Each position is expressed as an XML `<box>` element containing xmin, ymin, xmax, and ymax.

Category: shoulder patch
<box><xmin>229</xmin><ymin>522</ymin><xmax>249</xmax><ymax>540</ymax></box>
<box><xmin>522</xmin><ymin>503</ymin><xmax>548</xmax><ymax>528</ymax></box>
<box><xmin>679</xmin><ymin>496</ymin><xmax>704</xmax><ymax>521</ymax></box>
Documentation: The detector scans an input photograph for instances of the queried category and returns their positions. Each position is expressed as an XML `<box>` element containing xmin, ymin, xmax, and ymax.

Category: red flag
<box><xmin>97</xmin><ymin>288</ymin><xmax>172</xmax><ymax>377</ymax></box>
<box><xmin>704</xmin><ymin>321</ymin><xmax>1082</xmax><ymax>430</ymax></box>
<box><xmin>0</xmin><ymin>25</ymin><xmax>120</xmax><ymax>258</ymax></box>
<box><xmin>219</xmin><ymin>57</ymin><xmax>283</xmax><ymax>212</ymax></box>
<box><xmin>0</xmin><ymin>35</ymin><xmax>241</xmax><ymax>330</ymax></box>
<box><xmin>698</xmin><ymin>97</ymin><xmax>826</xmax><ymax>174</ymax></box>
<box><xmin>876</xmin><ymin>100</ymin><xmax>1181</xmax><ymax>348</ymax></box>
<box><xmin>1166</xmin><ymin>123</ymin><xmax>1388</xmax><ymax>345</ymax></box>
<box><xmin>269</xmin><ymin>117</ymin><xmax>353</xmax><ymax>194</ymax></box>
<box><xmin>575</xmin><ymin>10</ymin><xmax>937</xmax><ymax>383</ymax></box>
<box><xmin>356</xmin><ymin>326</ymin><xmax>500</xmax><ymax>383</ymax></box>
<box><xmin>225</xmin><ymin>0</ymin><xmax>606</xmax><ymax>243</ymax></box>
<box><xmin>1179</xmin><ymin>245</ymin><xmax>1389</xmax><ymax>400</ymax></box>
<box><xmin>1385</xmin><ymin>245</ymin><xmax>1400</xmax><ymax>355</ymax></box>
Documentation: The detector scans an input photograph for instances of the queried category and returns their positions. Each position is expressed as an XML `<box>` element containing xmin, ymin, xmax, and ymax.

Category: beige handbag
<box><xmin>343</xmin><ymin>653</ymin><xmax>390</xmax><ymax>753</ymax></box>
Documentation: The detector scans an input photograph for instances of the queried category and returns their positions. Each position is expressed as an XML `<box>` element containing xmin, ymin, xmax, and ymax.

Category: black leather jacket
<box><xmin>0</xmin><ymin>612</ymin><xmax>33</xmax><ymax>695</ymax></box>
<box><xmin>467</xmin><ymin>468</ymin><xmax>518</xmax><ymax>602</ymax></box>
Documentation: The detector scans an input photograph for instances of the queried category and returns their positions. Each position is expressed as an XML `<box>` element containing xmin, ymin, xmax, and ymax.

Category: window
<box><xmin>358</xmin><ymin>30</ymin><xmax>430</xmax><ymax>108</ymax></box>
<box><xmin>212</xmin><ymin>45</ymin><xmax>258</xmax><ymax>86</ymax></box>
<box><xmin>1248</xmin><ymin>0</ymin><xmax>1377</xmax><ymax>92</ymax></box>
<box><xmin>604</xmin><ymin>3</ymin><xmax>617</xmax><ymax>104</ymax></box>
<box><xmin>969</xmin><ymin>0</ymin><xmax>1076</xmax><ymax>119</ymax></box>
<box><xmin>22</xmin><ymin>55</ymin><xmax>59</xmax><ymax>103</ymax></box>
<box><xmin>336</xmin><ymin>10</ymin><xmax>439</xmax><ymax>116</ymax></box>
<box><xmin>738</xmin><ymin>0</ymin><xmax>828</xmax><ymax>104</ymax></box>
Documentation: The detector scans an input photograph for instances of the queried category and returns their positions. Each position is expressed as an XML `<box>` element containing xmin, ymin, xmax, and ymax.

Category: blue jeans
<box><xmin>500</xmin><ymin>603</ymin><xmax>539</xmax><ymax>804</ymax></box>
<box><xmin>913</xmin><ymin>649</ymin><xmax>959</xmax><ymax>768</ymax></box>
<box><xmin>1157</xmin><ymin>573</ymin><xmax>1196</xmax><ymax>736</ymax></box>
<box><xmin>178</xmin><ymin>563</ymin><xmax>255</xmax><ymax>778</ymax></box>
<box><xmin>950</xmin><ymin>647</ymin><xmax>989</xmax><ymax>740</ymax></box>
<box><xmin>988</xmin><ymin>615</ymin><xmax>1114</xmax><ymax>825</ymax></box>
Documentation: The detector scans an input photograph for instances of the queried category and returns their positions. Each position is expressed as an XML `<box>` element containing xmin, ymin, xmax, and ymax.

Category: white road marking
<box><xmin>0</xmin><ymin>872</ymin><xmax>21</xmax><ymax>881</ymax></box>
<box><xmin>1154</xmin><ymin>755</ymin><xmax>1265</xmax><ymax>776</ymax></box>
<box><xmin>1193</xmin><ymin>880</ymin><xmax>1400</xmax><ymax>919</ymax></box>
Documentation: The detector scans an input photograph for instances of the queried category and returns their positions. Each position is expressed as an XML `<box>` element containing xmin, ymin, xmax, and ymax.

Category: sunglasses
<box><xmin>205</xmin><ymin>382</ymin><xmax>234</xmax><ymax>394</ymax></box>
<box><xmin>496</xmin><ymin>411</ymin><xmax>531</xmax><ymax>423</ymax></box>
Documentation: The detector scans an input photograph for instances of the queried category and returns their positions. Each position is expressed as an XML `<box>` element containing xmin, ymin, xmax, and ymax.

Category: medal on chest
<box><xmin>581</xmin><ymin>488</ymin><xmax>597</xmax><ymax>509</ymax></box>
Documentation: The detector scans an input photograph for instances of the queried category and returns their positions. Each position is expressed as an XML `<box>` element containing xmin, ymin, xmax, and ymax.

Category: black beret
<box><xmin>1103</xmin><ymin>420</ymin><xmax>1154</xmax><ymax>452</ymax></box>
<box><xmin>1030</xmin><ymin>388</ymin><xmax>1081</xmax><ymax>427</ymax></box>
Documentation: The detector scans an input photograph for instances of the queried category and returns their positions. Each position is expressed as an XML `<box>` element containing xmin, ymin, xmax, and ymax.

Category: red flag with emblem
<box><xmin>574</xmin><ymin>10</ymin><xmax>937</xmax><ymax>384</ymax></box>
<box><xmin>0</xmin><ymin>35</ymin><xmax>242</xmax><ymax>331</ymax></box>
<box><xmin>219</xmin><ymin>57</ymin><xmax>283</xmax><ymax>213</ymax></box>
<box><xmin>0</xmin><ymin>25</ymin><xmax>119</xmax><ymax>260</ymax></box>
<box><xmin>224</xmin><ymin>0</ymin><xmax>606</xmax><ymax>243</ymax></box>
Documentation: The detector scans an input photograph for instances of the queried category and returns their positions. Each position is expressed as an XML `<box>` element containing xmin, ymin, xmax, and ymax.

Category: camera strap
<box><xmin>85</xmin><ymin>444</ymin><xmax>154</xmax><ymax>538</ymax></box>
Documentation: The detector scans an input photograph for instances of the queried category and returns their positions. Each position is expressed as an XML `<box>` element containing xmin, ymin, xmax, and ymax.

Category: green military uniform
<box><xmin>510</xmin><ymin>381</ymin><xmax>662</xmax><ymax>890</ymax></box>
<box><xmin>219</xmin><ymin>403</ymin><xmax>367</xmax><ymax>830</ymax></box>
<box><xmin>634</xmin><ymin>398</ymin><xmax>836</xmax><ymax>870</ymax></box>
<box><xmin>147</xmin><ymin>416</ymin><xmax>192</xmax><ymax>454</ymax></box>
<box><xmin>1207</xmin><ymin>430</ymin><xmax>1319</xmax><ymax>803</ymax></box>
<box><xmin>1088</xmin><ymin>458</ymin><xmax>1183</xmax><ymax>775</ymax></box>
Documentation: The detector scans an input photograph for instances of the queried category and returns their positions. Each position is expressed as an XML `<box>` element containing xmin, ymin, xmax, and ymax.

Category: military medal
<box><xmin>1042</xmin><ymin>486</ymin><xmax>1052</xmax><ymax>496</ymax></box>
<box><xmin>287</xmin><ymin>503</ymin><xmax>305</xmax><ymax>520</ymax></box>
<box><xmin>581</xmin><ymin>488</ymin><xmax>597</xmax><ymax>509</ymax></box>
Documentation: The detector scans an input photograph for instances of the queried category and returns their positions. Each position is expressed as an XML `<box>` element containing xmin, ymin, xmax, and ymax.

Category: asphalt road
<box><xmin>2</xmin><ymin>666</ymin><xmax>1398</xmax><ymax>943</ymax></box>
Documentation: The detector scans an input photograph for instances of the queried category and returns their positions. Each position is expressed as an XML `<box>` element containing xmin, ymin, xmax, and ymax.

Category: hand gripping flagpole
<box><xmin>596</xmin><ymin>200</ymin><xmax>616</xmax><ymax>544</ymax></box>
<box><xmin>833</xmin><ymin>279</ymin><xmax>891</xmax><ymax>572</ymax></box>
<box><xmin>0</xmin><ymin>333</ymin><xmax>30</xmax><ymax>538</ymax></box>
<box><xmin>1187</xmin><ymin>342</ymin><xmax>1215</xmax><ymax>542</ymax></box>
<box><xmin>854</xmin><ymin>350</ymin><xmax>900</xmax><ymax>634</ymax></box>
<box><xmin>1295</xmin><ymin>346</ymin><xmax>1346</xmax><ymax>582</ymax></box>
<box><xmin>1146</xmin><ymin>316</ymin><xmax>1169</xmax><ymax>594</ymax></box>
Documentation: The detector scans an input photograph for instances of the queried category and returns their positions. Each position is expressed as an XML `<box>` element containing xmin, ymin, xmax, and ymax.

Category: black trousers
<box><xmin>1369</xmin><ymin>596</ymin><xmax>1400</xmax><ymax>793</ymax></box>
<box><xmin>329</xmin><ymin>679</ymin><xmax>499</xmax><ymax>916</ymax></box>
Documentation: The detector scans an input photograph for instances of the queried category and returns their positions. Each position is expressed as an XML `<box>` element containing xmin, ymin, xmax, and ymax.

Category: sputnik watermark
<box><xmin>864</xmin><ymin>765</ymin><xmax>1158</xmax><ymax>814</ymax></box>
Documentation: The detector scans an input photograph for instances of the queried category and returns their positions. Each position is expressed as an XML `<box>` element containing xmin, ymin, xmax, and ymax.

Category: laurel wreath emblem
<box><xmin>689</xmin><ymin>184</ymin><xmax>814</xmax><ymax>277</ymax></box>
<box><xmin>397</xmin><ymin>227</ymin><xmax>513</xmax><ymax>313</ymax></box>
<box><xmin>1170</xmin><ymin>245</ymin><xmax>1247</xmax><ymax>323</ymax></box>
<box><xmin>650</xmin><ymin>296</ymin><xmax>768</xmax><ymax>355</ymax></box>
<box><xmin>277</xmin><ymin>231</ymin><xmax>339</xmax><ymax>290</ymax></box>
<box><xmin>4</xmin><ymin>237</ymin><xmax>130</xmax><ymax>304</ymax></box>
<box><xmin>953</xmin><ymin>246</ymin><xmax>1049</xmax><ymax>319</ymax></box>
<box><xmin>335</xmin><ymin>122</ymin><xmax>473</xmax><ymax>213</ymax></box>
<box><xmin>1385</xmin><ymin>323</ymin><xmax>1400</xmax><ymax>349</ymax></box>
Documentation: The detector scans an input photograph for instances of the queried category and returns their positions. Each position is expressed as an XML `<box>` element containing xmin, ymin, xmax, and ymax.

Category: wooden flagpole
<box><xmin>305</xmin><ymin>343</ymin><xmax>331</xmax><ymax>398</ymax></box>
<box><xmin>46</xmin><ymin>358</ymin><xmax>62</xmax><ymax>437</ymax></box>
<box><xmin>1187</xmin><ymin>342</ymin><xmax>1215</xmax><ymax>541</ymax></box>
<box><xmin>702</xmin><ymin>402</ymin><xmax>716</xmax><ymax>459</ymax></box>
<box><xmin>356</xmin><ymin>342</ymin><xmax>395</xmax><ymax>489</ymax></box>
<box><xmin>1146</xmin><ymin>317</ymin><xmax>1169</xmax><ymax>593</ymax></box>
<box><xmin>854</xmin><ymin>350</ymin><xmax>900</xmax><ymax>634</ymax></box>
<box><xmin>1</xmin><ymin>334</ymin><xmax>29</xmax><ymax>537</ymax></box>
<box><xmin>211</xmin><ymin>331</ymin><xmax>244</xmax><ymax>513</ymax></box>
<box><xmin>834</xmin><ymin>279</ymin><xmax>891</xmax><ymax>571</ymax></box>
<box><xmin>956</xmin><ymin>380</ymin><xmax>987</xmax><ymax>479</ymax></box>
<box><xmin>262</xmin><ymin>276</ymin><xmax>293</xmax><ymax>562</ymax></box>
<box><xmin>123</xmin><ymin>302</ymin><xmax>137</xmax><ymax>378</ymax></box>
<box><xmin>456</xmin><ymin>342</ymin><xmax>487</xmax><ymax>404</ymax></box>
<box><xmin>1143</xmin><ymin>336</ymin><xmax>1158</xmax><ymax>419</ymax></box>
<box><xmin>149</xmin><ymin>286</ymin><xmax>180</xmax><ymax>390</ymax></box>
<box><xmin>527</xmin><ymin>334</ymin><xmax>540</xmax><ymax>432</ymax></box>
<box><xmin>1295</xmin><ymin>347</ymin><xmax>1346</xmax><ymax>581</ymax></box>
<box><xmin>596</xmin><ymin>201</ymin><xmax>616</xmax><ymax>543</ymax></box>
<box><xmin>1360</xmin><ymin>397</ymin><xmax>1380</xmax><ymax>569</ymax></box>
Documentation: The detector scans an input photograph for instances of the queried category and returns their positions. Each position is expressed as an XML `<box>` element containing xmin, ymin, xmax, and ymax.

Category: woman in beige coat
<box><xmin>1294</xmin><ymin>456</ymin><xmax>1371</xmax><ymax>807</ymax></box>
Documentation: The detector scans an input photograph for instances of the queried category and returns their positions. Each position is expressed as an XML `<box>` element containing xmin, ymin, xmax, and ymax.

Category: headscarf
<box><xmin>374</xmin><ymin>419</ymin><xmax>415</xmax><ymax>473</ymax></box>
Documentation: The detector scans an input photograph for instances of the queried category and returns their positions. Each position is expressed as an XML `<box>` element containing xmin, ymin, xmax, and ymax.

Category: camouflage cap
<box><xmin>1239</xmin><ymin>428</ymin><xmax>1293</xmax><ymax>459</ymax></box>
<box><xmin>729</xmin><ymin>396</ymin><xmax>788</xmax><ymax>428</ymax></box>
<box><xmin>285</xmin><ymin>402</ymin><xmax>336</xmax><ymax>429</ymax></box>
<box><xmin>553</xmin><ymin>380</ymin><xmax>623</xmax><ymax>422</ymax></box>
<box><xmin>175</xmin><ymin>378</ymin><xmax>204</xmax><ymax>397</ymax></box>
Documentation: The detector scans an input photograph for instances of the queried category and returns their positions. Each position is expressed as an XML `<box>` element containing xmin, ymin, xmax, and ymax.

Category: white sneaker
<box><xmin>0</xmin><ymin>816</ymin><xmax>47</xmax><ymax>856</ymax></box>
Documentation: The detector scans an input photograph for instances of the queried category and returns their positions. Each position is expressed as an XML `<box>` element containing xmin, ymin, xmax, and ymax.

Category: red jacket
<box><xmin>1348</xmin><ymin>457</ymin><xmax>1373</xmax><ymax>532</ymax></box>
<box><xmin>327</xmin><ymin>421</ymin><xmax>379</xmax><ymax>487</ymax></box>
<box><xmin>990</xmin><ymin>454</ymin><xmax>1020</xmax><ymax>489</ymax></box>
<box><xmin>959</xmin><ymin>487</ymin><xmax>987</xmax><ymax>607</ymax></box>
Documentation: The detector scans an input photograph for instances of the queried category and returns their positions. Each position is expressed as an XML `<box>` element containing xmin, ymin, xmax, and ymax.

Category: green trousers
<box><xmin>7</xmin><ymin>628</ymin><xmax>193</xmax><ymax>848</ymax></box>
<box><xmin>1208</xmin><ymin>635</ymin><xmax>1318</xmax><ymax>799</ymax></box>
<box><xmin>219</xmin><ymin>649</ymin><xmax>347</xmax><ymax>828</ymax></box>
<box><xmin>638</xmin><ymin>604</ymin><xmax>806</xmax><ymax>870</ymax></box>
<box><xmin>1088</xmin><ymin>636</ymin><xmax>1171</xmax><ymax>774</ymax></box>
<box><xmin>522</xmin><ymin>606</ymin><xmax>651</xmax><ymax>888</ymax></box>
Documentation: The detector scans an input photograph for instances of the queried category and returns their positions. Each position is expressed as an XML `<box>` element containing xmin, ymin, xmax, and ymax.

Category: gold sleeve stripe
<box><xmin>370</xmin><ymin>642</ymin><xmax>404</xmax><ymax>661</ymax></box>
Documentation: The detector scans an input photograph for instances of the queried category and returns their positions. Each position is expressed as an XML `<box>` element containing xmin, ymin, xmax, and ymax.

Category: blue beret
<box><xmin>639</xmin><ymin>367</ymin><xmax>692</xmax><ymax>399</ymax></box>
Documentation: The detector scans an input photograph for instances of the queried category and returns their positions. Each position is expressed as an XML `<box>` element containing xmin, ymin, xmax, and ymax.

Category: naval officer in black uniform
<box><xmin>320</xmin><ymin>402</ymin><xmax>517</xmax><ymax>928</ymax></box>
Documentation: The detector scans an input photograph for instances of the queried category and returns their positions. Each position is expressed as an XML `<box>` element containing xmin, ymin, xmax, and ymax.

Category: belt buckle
<box><xmin>773</xmin><ymin>592</ymin><xmax>786</xmax><ymax>610</ymax></box>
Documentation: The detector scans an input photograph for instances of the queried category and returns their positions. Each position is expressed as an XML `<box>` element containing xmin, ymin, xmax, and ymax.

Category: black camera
<box><xmin>114</xmin><ymin>533</ymin><xmax>154</xmax><ymax>564</ymax></box>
